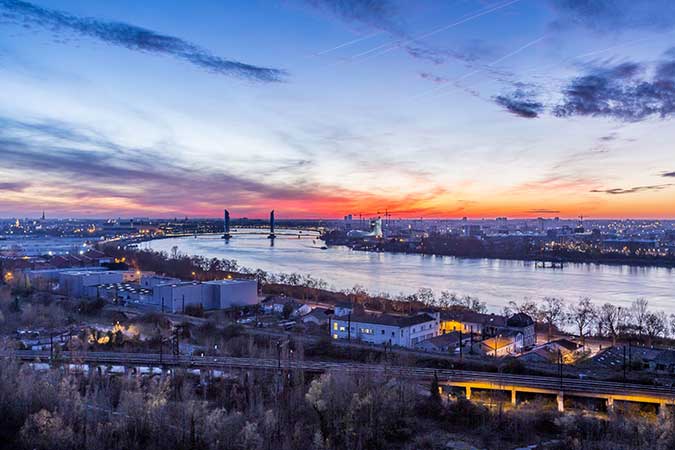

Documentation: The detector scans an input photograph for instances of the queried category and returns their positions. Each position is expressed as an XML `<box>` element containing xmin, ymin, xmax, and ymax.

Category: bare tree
<box><xmin>504</xmin><ymin>299</ymin><xmax>538</xmax><ymax>318</ymax></box>
<box><xmin>567</xmin><ymin>297</ymin><xmax>596</xmax><ymax>347</ymax></box>
<box><xmin>539</xmin><ymin>297</ymin><xmax>565</xmax><ymax>343</ymax></box>
<box><xmin>597</xmin><ymin>303</ymin><xmax>626</xmax><ymax>346</ymax></box>
<box><xmin>631</xmin><ymin>297</ymin><xmax>649</xmax><ymax>338</ymax></box>
<box><xmin>645</xmin><ymin>311</ymin><xmax>668</xmax><ymax>345</ymax></box>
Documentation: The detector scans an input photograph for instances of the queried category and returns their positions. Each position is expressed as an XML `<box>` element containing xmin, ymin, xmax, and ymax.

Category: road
<box><xmin>4</xmin><ymin>350</ymin><xmax>675</xmax><ymax>410</ymax></box>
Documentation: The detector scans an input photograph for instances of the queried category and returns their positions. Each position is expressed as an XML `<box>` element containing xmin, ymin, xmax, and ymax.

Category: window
<box><xmin>339</xmin><ymin>326</ymin><xmax>346</xmax><ymax>332</ymax></box>
<box><xmin>333</xmin><ymin>322</ymin><xmax>338</xmax><ymax>331</ymax></box>
<box><xmin>333</xmin><ymin>334</ymin><xmax>338</xmax><ymax>340</ymax></box>
<box><xmin>381</xmin><ymin>329</ymin><xmax>385</xmax><ymax>335</ymax></box>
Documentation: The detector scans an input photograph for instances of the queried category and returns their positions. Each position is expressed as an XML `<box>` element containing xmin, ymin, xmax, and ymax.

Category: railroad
<box><xmin>4</xmin><ymin>350</ymin><xmax>675</xmax><ymax>412</ymax></box>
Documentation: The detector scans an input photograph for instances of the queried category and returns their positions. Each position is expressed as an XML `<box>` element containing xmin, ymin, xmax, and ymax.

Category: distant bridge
<box><xmin>5</xmin><ymin>350</ymin><xmax>675</xmax><ymax>412</ymax></box>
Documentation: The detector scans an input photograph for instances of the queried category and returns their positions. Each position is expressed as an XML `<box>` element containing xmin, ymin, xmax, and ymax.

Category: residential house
<box><xmin>330</xmin><ymin>311</ymin><xmax>440</xmax><ymax>348</ymax></box>
<box><xmin>301</xmin><ymin>307</ymin><xmax>334</xmax><ymax>326</ymax></box>
<box><xmin>416</xmin><ymin>331</ymin><xmax>472</xmax><ymax>354</ymax></box>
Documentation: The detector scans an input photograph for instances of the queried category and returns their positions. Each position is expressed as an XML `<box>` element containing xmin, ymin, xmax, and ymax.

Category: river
<box><xmin>139</xmin><ymin>231</ymin><xmax>675</xmax><ymax>313</ymax></box>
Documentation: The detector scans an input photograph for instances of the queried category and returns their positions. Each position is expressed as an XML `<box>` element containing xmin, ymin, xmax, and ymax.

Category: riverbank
<box><xmin>323</xmin><ymin>234</ymin><xmax>675</xmax><ymax>269</ymax></box>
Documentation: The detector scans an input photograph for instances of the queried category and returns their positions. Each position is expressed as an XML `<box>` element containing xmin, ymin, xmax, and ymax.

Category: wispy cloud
<box><xmin>590</xmin><ymin>184</ymin><xmax>674</xmax><ymax>195</ymax></box>
<box><xmin>549</xmin><ymin>0</ymin><xmax>675</xmax><ymax>32</ymax></box>
<box><xmin>419</xmin><ymin>72</ymin><xmax>448</xmax><ymax>84</ymax></box>
<box><xmin>302</xmin><ymin>0</ymin><xmax>402</xmax><ymax>34</ymax></box>
<box><xmin>0</xmin><ymin>181</ymin><xmax>30</xmax><ymax>192</ymax></box>
<box><xmin>0</xmin><ymin>0</ymin><xmax>286</xmax><ymax>81</ymax></box>
<box><xmin>525</xmin><ymin>209</ymin><xmax>561</xmax><ymax>214</ymax></box>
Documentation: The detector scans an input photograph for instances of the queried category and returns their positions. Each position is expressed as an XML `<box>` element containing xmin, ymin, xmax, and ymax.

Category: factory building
<box><xmin>58</xmin><ymin>270</ymin><xmax>133</xmax><ymax>298</ymax></box>
<box><xmin>150</xmin><ymin>279</ymin><xmax>258</xmax><ymax>313</ymax></box>
<box><xmin>203</xmin><ymin>279</ymin><xmax>259</xmax><ymax>309</ymax></box>
<box><xmin>140</xmin><ymin>274</ymin><xmax>181</xmax><ymax>289</ymax></box>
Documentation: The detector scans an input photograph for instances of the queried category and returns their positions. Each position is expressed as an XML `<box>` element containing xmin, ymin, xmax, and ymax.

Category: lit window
<box><xmin>339</xmin><ymin>326</ymin><xmax>346</xmax><ymax>332</ymax></box>
<box><xmin>333</xmin><ymin>334</ymin><xmax>338</xmax><ymax>340</ymax></box>
<box><xmin>333</xmin><ymin>322</ymin><xmax>338</xmax><ymax>331</ymax></box>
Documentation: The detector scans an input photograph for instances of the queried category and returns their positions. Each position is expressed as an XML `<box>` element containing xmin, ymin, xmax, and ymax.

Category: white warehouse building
<box><xmin>151</xmin><ymin>279</ymin><xmax>258</xmax><ymax>313</ymax></box>
<box><xmin>58</xmin><ymin>270</ymin><xmax>132</xmax><ymax>298</ymax></box>
<box><xmin>330</xmin><ymin>312</ymin><xmax>439</xmax><ymax>348</ymax></box>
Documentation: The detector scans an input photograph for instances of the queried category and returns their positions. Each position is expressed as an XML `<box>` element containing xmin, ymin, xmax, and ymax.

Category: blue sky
<box><xmin>1</xmin><ymin>0</ymin><xmax>675</xmax><ymax>218</ymax></box>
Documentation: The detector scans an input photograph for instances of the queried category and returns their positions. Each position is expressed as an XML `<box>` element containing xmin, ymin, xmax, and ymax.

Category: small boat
<box><xmin>320</xmin><ymin>246</ymin><xmax>328</xmax><ymax>250</ymax></box>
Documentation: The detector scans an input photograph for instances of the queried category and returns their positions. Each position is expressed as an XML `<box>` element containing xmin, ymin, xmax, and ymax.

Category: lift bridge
<box><xmin>221</xmin><ymin>209</ymin><xmax>320</xmax><ymax>240</ymax></box>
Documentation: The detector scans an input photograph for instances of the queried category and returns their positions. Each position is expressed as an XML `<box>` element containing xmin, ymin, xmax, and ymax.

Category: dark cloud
<box><xmin>526</xmin><ymin>209</ymin><xmax>561</xmax><ymax>214</ymax></box>
<box><xmin>494</xmin><ymin>88</ymin><xmax>544</xmax><ymax>118</ymax></box>
<box><xmin>0</xmin><ymin>0</ymin><xmax>286</xmax><ymax>81</ymax></box>
<box><xmin>662</xmin><ymin>171</ymin><xmax>675</xmax><ymax>177</ymax></box>
<box><xmin>590</xmin><ymin>184</ymin><xmax>674</xmax><ymax>195</ymax></box>
<box><xmin>553</xmin><ymin>57</ymin><xmax>675</xmax><ymax>121</ymax></box>
<box><xmin>549</xmin><ymin>0</ymin><xmax>675</xmax><ymax>31</ymax></box>
<box><xmin>419</xmin><ymin>72</ymin><xmax>448</xmax><ymax>84</ymax></box>
<box><xmin>0</xmin><ymin>181</ymin><xmax>30</xmax><ymax>191</ymax></box>
<box><xmin>302</xmin><ymin>0</ymin><xmax>401</xmax><ymax>34</ymax></box>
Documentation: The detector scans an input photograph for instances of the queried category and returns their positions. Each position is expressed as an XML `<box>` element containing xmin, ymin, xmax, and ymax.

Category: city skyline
<box><xmin>1</xmin><ymin>0</ymin><xmax>675</xmax><ymax>219</ymax></box>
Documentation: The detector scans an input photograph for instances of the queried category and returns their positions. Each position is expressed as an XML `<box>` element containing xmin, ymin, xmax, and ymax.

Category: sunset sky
<box><xmin>1</xmin><ymin>0</ymin><xmax>675</xmax><ymax>219</ymax></box>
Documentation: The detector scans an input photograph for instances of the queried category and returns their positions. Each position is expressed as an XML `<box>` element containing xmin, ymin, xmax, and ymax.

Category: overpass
<box><xmin>5</xmin><ymin>350</ymin><xmax>675</xmax><ymax>412</ymax></box>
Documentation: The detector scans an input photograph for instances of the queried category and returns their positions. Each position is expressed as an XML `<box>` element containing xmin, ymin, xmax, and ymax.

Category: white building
<box><xmin>140</xmin><ymin>274</ymin><xmax>181</xmax><ymax>289</ymax></box>
<box><xmin>203</xmin><ymin>279</ymin><xmax>258</xmax><ymax>309</ymax></box>
<box><xmin>150</xmin><ymin>279</ymin><xmax>258</xmax><ymax>313</ymax></box>
<box><xmin>330</xmin><ymin>312</ymin><xmax>439</xmax><ymax>348</ymax></box>
<box><xmin>58</xmin><ymin>270</ymin><xmax>131</xmax><ymax>298</ymax></box>
<box><xmin>151</xmin><ymin>282</ymin><xmax>210</xmax><ymax>313</ymax></box>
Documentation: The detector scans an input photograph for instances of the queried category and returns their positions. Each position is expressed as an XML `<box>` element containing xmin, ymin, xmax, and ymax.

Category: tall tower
<box><xmin>222</xmin><ymin>209</ymin><xmax>231</xmax><ymax>239</ymax></box>
<box><xmin>268</xmin><ymin>210</ymin><xmax>276</xmax><ymax>239</ymax></box>
<box><xmin>41</xmin><ymin>210</ymin><xmax>45</xmax><ymax>221</ymax></box>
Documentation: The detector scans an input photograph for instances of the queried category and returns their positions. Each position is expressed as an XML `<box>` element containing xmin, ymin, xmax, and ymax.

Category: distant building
<box><xmin>203</xmin><ymin>279</ymin><xmax>259</xmax><ymax>309</ymax></box>
<box><xmin>261</xmin><ymin>296</ymin><xmax>311</xmax><ymax>317</ymax></box>
<box><xmin>416</xmin><ymin>331</ymin><xmax>471</xmax><ymax>354</ymax></box>
<box><xmin>330</xmin><ymin>312</ymin><xmax>439</xmax><ymax>348</ymax></box>
<box><xmin>151</xmin><ymin>279</ymin><xmax>258</xmax><ymax>313</ymax></box>
<box><xmin>59</xmin><ymin>270</ymin><xmax>132</xmax><ymax>298</ymax></box>
<box><xmin>440</xmin><ymin>310</ymin><xmax>535</xmax><ymax>348</ymax></box>
<box><xmin>140</xmin><ymin>274</ymin><xmax>180</xmax><ymax>289</ymax></box>
<box><xmin>301</xmin><ymin>307</ymin><xmax>334</xmax><ymax>326</ymax></box>
<box><xmin>478</xmin><ymin>330</ymin><xmax>524</xmax><ymax>356</ymax></box>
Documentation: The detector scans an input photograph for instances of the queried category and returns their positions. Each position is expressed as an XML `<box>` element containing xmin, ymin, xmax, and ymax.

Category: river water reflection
<box><xmin>140</xmin><ymin>231</ymin><xmax>674</xmax><ymax>313</ymax></box>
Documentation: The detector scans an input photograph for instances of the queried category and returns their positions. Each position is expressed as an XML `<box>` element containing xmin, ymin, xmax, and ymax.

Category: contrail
<box><xmin>522</xmin><ymin>30</ymin><xmax>675</xmax><ymax>76</ymax></box>
<box><xmin>413</xmin><ymin>34</ymin><xmax>548</xmax><ymax>100</ymax></box>
<box><xmin>312</xmin><ymin>31</ymin><xmax>382</xmax><ymax>57</ymax></box>
<box><xmin>341</xmin><ymin>0</ymin><xmax>525</xmax><ymax>63</ymax></box>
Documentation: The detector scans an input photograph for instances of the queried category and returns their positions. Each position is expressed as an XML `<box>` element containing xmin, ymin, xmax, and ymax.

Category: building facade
<box><xmin>330</xmin><ymin>312</ymin><xmax>439</xmax><ymax>348</ymax></box>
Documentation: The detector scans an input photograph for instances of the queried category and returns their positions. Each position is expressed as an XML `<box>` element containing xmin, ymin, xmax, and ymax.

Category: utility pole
<box><xmin>459</xmin><ymin>330</ymin><xmax>463</xmax><ymax>360</ymax></box>
<box><xmin>558</xmin><ymin>350</ymin><xmax>563</xmax><ymax>391</ymax></box>
<box><xmin>623</xmin><ymin>345</ymin><xmax>627</xmax><ymax>384</ymax></box>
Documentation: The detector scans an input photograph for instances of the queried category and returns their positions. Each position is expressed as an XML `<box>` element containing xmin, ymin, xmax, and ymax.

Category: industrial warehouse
<box><xmin>24</xmin><ymin>268</ymin><xmax>259</xmax><ymax>312</ymax></box>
